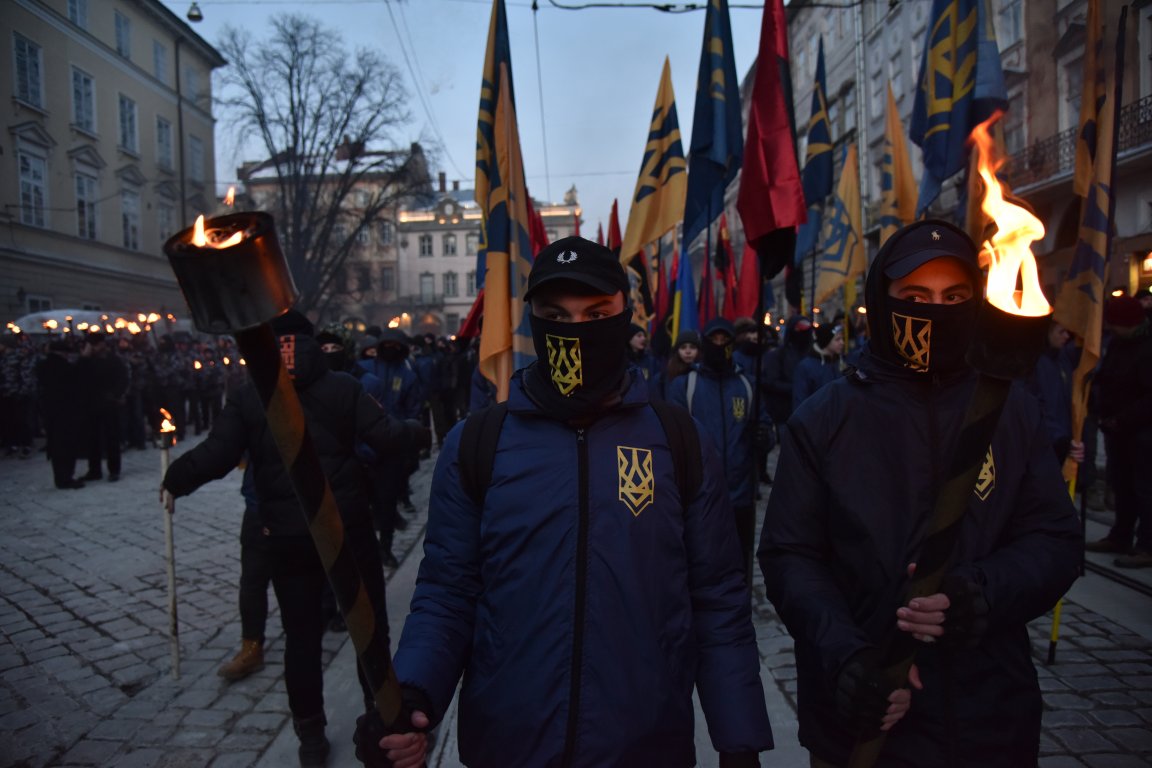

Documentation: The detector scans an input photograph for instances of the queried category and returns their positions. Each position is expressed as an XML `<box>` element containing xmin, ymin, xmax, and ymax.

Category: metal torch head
<box><xmin>966</xmin><ymin>300</ymin><xmax>1051</xmax><ymax>380</ymax></box>
<box><xmin>163</xmin><ymin>212</ymin><xmax>299</xmax><ymax>334</ymax></box>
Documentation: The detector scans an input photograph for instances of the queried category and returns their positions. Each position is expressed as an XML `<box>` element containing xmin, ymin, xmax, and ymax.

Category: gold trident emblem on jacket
<box><xmin>546</xmin><ymin>334</ymin><xmax>582</xmax><ymax>396</ymax></box>
<box><xmin>617</xmin><ymin>446</ymin><xmax>654</xmax><ymax>516</ymax></box>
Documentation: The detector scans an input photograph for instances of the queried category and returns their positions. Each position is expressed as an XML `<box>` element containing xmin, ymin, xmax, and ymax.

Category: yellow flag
<box><xmin>878</xmin><ymin>82</ymin><xmax>917</xmax><ymax>245</ymax></box>
<box><xmin>814</xmin><ymin>143</ymin><xmax>864</xmax><ymax>306</ymax></box>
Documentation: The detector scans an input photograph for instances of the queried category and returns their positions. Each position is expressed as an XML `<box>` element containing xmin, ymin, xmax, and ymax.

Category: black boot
<box><xmin>292</xmin><ymin>713</ymin><xmax>330</xmax><ymax>767</ymax></box>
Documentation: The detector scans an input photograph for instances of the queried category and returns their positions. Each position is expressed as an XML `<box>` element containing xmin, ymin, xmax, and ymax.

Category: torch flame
<box><xmin>387</xmin><ymin>317</ymin><xmax>401</xmax><ymax>329</ymax></box>
<box><xmin>192</xmin><ymin>214</ymin><xmax>244</xmax><ymax>249</ymax></box>
<box><xmin>971</xmin><ymin>116</ymin><xmax>1051</xmax><ymax>317</ymax></box>
<box><xmin>7</xmin><ymin>322</ymin><xmax>20</xmax><ymax>334</ymax></box>
<box><xmin>105</xmin><ymin>324</ymin><xmax>115</xmax><ymax>334</ymax></box>
<box><xmin>127</xmin><ymin>322</ymin><xmax>141</xmax><ymax>334</ymax></box>
<box><xmin>223</xmin><ymin>356</ymin><xmax>230</xmax><ymax>365</ymax></box>
<box><xmin>159</xmin><ymin>408</ymin><xmax>177</xmax><ymax>434</ymax></box>
<box><xmin>194</xmin><ymin>360</ymin><xmax>202</xmax><ymax>370</ymax></box>
<box><xmin>147</xmin><ymin>313</ymin><xmax>161</xmax><ymax>323</ymax></box>
<box><xmin>225</xmin><ymin>186</ymin><xmax>236</xmax><ymax>207</ymax></box>
<box><xmin>44</xmin><ymin>319</ymin><xmax>58</xmax><ymax>330</ymax></box>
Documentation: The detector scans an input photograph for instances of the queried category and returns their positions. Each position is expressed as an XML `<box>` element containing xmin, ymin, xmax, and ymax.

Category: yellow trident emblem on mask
<box><xmin>891</xmin><ymin>312</ymin><xmax>932</xmax><ymax>372</ymax></box>
<box><xmin>617</xmin><ymin>446</ymin><xmax>654</xmax><ymax>516</ymax></box>
<box><xmin>545</xmin><ymin>333</ymin><xmax>582</xmax><ymax>396</ymax></box>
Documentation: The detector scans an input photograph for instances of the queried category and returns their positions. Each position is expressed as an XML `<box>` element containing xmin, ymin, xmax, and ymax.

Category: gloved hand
<box><xmin>939</xmin><ymin>573</ymin><xmax>990</xmax><ymax>649</ymax></box>
<box><xmin>719</xmin><ymin>751</ymin><xmax>760</xmax><ymax>768</ymax></box>
<box><xmin>403</xmin><ymin>419</ymin><xmax>432</xmax><ymax>452</ymax></box>
<box><xmin>354</xmin><ymin>687</ymin><xmax>434</xmax><ymax>768</ymax></box>
<box><xmin>834</xmin><ymin>648</ymin><xmax>891</xmax><ymax>728</ymax></box>
<box><xmin>754</xmin><ymin>423</ymin><xmax>776</xmax><ymax>454</ymax></box>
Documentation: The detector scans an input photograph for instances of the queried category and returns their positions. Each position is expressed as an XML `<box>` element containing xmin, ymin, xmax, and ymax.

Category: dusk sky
<box><xmin>161</xmin><ymin>0</ymin><xmax>768</xmax><ymax>231</ymax></box>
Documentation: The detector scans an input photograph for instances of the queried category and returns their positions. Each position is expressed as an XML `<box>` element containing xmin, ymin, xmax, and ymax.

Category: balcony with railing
<box><xmin>1003</xmin><ymin>95</ymin><xmax>1152</xmax><ymax>190</ymax></box>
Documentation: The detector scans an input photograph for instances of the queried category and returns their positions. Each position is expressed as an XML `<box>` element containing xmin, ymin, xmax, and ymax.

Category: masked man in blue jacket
<box><xmin>758</xmin><ymin>221</ymin><xmax>1081</xmax><ymax>767</ymax></box>
<box><xmin>380</xmin><ymin>236</ymin><xmax>773</xmax><ymax>768</ymax></box>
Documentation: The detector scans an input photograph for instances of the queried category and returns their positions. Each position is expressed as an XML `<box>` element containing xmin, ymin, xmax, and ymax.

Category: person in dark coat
<box><xmin>792</xmin><ymin>322</ymin><xmax>845</xmax><ymax>409</ymax></box>
<box><xmin>762</xmin><ymin>314</ymin><xmax>813</xmax><ymax>430</ymax></box>
<box><xmin>758</xmin><ymin>220</ymin><xmax>1082</xmax><ymax>767</ymax></box>
<box><xmin>79</xmin><ymin>332</ymin><xmax>129</xmax><ymax>482</ymax></box>
<box><xmin>1023</xmin><ymin>319</ymin><xmax>1084</xmax><ymax>465</ymax></box>
<box><xmin>37</xmin><ymin>339</ymin><xmax>87</xmax><ymax>489</ymax></box>
<box><xmin>650</xmin><ymin>330</ymin><xmax>699</xmax><ymax>401</ymax></box>
<box><xmin>379</xmin><ymin>236</ymin><xmax>772</xmax><ymax>768</ymax></box>
<box><xmin>161</xmin><ymin>310</ymin><xmax>429</xmax><ymax>766</ymax></box>
<box><xmin>1084</xmin><ymin>295</ymin><xmax>1152</xmax><ymax>568</ymax></box>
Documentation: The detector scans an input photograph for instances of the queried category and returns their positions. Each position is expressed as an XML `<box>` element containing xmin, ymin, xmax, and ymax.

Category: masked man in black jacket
<box><xmin>161</xmin><ymin>310</ymin><xmax>429</xmax><ymax>767</ymax></box>
<box><xmin>759</xmin><ymin>221</ymin><xmax>1081</xmax><ymax>767</ymax></box>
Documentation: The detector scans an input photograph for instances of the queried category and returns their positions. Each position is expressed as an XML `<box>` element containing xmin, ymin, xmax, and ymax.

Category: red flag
<box><xmin>596</xmin><ymin>222</ymin><xmax>604</xmax><ymax>246</ymax></box>
<box><xmin>698</xmin><ymin>245</ymin><xmax>716</xmax><ymax>327</ymax></box>
<box><xmin>718</xmin><ymin>214</ymin><xmax>738</xmax><ymax>320</ymax></box>
<box><xmin>458</xmin><ymin>288</ymin><xmax>485</xmax><ymax>339</ymax></box>
<box><xmin>607</xmin><ymin>200</ymin><xmax>622</xmax><ymax>250</ymax></box>
<box><xmin>654</xmin><ymin>248</ymin><xmax>671</xmax><ymax>325</ymax></box>
<box><xmin>573</xmin><ymin>209</ymin><xmax>581</xmax><ymax>237</ymax></box>
<box><xmin>736</xmin><ymin>0</ymin><xmax>805</xmax><ymax>279</ymax></box>
<box><xmin>526</xmin><ymin>197</ymin><xmax>549</xmax><ymax>255</ymax></box>
<box><xmin>733</xmin><ymin>243</ymin><xmax>761</xmax><ymax>319</ymax></box>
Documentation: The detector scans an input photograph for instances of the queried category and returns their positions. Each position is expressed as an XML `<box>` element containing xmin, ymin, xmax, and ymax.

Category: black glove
<box><xmin>754</xmin><ymin>423</ymin><xmax>776</xmax><ymax>454</ymax></box>
<box><xmin>834</xmin><ymin>648</ymin><xmax>891</xmax><ymax>728</ymax></box>
<box><xmin>939</xmin><ymin>573</ymin><xmax>990</xmax><ymax>649</ymax></box>
<box><xmin>719</xmin><ymin>751</ymin><xmax>760</xmax><ymax>768</ymax></box>
<box><xmin>352</xmin><ymin>687</ymin><xmax>434</xmax><ymax>768</ymax></box>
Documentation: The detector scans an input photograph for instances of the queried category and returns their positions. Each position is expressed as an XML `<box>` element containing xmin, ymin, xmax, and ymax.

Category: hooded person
<box><xmin>762</xmin><ymin>314</ymin><xmax>813</xmax><ymax>430</ymax></box>
<box><xmin>160</xmin><ymin>308</ymin><xmax>430</xmax><ymax>766</ymax></box>
<box><xmin>792</xmin><ymin>322</ymin><xmax>845</xmax><ymax>409</ymax></box>
<box><xmin>668</xmin><ymin>316</ymin><xmax>774</xmax><ymax>586</ymax></box>
<box><xmin>758</xmin><ymin>220</ymin><xmax>1081</xmax><ymax>767</ymax></box>
<box><xmin>378</xmin><ymin>235</ymin><xmax>773</xmax><ymax>768</ymax></box>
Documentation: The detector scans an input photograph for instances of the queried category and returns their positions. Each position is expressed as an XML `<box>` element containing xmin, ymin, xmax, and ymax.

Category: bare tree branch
<box><xmin>216</xmin><ymin>15</ymin><xmax>430</xmax><ymax>314</ymax></box>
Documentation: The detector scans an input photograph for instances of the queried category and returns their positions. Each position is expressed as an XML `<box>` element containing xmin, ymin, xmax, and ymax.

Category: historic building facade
<box><xmin>1</xmin><ymin>0</ymin><xmax>224</xmax><ymax>322</ymax></box>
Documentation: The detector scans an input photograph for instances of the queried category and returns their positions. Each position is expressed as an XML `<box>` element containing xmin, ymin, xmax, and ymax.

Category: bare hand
<box><xmin>879</xmin><ymin>663</ymin><xmax>923</xmax><ymax>731</ymax></box>
<box><xmin>1069</xmin><ymin>440</ymin><xmax>1085</xmax><ymax>463</ymax></box>
<box><xmin>380</xmin><ymin>710</ymin><xmax>430</xmax><ymax>768</ymax></box>
<box><xmin>897</xmin><ymin>562</ymin><xmax>949</xmax><ymax>642</ymax></box>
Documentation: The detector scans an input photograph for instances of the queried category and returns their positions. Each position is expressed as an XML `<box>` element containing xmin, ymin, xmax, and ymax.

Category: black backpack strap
<box><xmin>650</xmin><ymin>399</ymin><xmax>703</xmax><ymax>508</ymax></box>
<box><xmin>457</xmin><ymin>402</ymin><xmax>509</xmax><ymax>507</ymax></box>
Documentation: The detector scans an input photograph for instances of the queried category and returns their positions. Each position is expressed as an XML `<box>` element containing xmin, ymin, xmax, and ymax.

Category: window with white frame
<box><xmin>378</xmin><ymin>220</ymin><xmax>394</xmax><ymax>245</ymax></box>
<box><xmin>14</xmin><ymin>34</ymin><xmax>43</xmax><ymax>108</ymax></box>
<box><xmin>118</xmin><ymin>95</ymin><xmax>138</xmax><ymax>153</ymax></box>
<box><xmin>1059</xmin><ymin>56</ymin><xmax>1083</xmax><ymax>133</ymax></box>
<box><xmin>996</xmin><ymin>0</ymin><xmax>1023</xmax><ymax>50</ymax></box>
<box><xmin>419</xmin><ymin>234</ymin><xmax>433</xmax><ymax>257</ymax></box>
<box><xmin>72</xmin><ymin>68</ymin><xmax>96</xmax><ymax>133</ymax></box>
<box><xmin>420</xmin><ymin>272</ymin><xmax>435</xmax><ymax>303</ymax></box>
<box><xmin>466</xmin><ymin>270</ymin><xmax>477</xmax><ymax>296</ymax></box>
<box><xmin>157</xmin><ymin>202</ymin><xmax>174</xmax><ymax>242</ymax></box>
<box><xmin>443</xmin><ymin>271</ymin><xmax>459</xmax><ymax>298</ymax></box>
<box><xmin>76</xmin><ymin>171</ymin><xmax>98</xmax><ymax>240</ymax></box>
<box><xmin>68</xmin><ymin>0</ymin><xmax>89</xmax><ymax>28</ymax></box>
<box><xmin>156</xmin><ymin>117</ymin><xmax>173</xmax><ymax>169</ymax></box>
<box><xmin>121</xmin><ymin>189</ymin><xmax>140</xmax><ymax>250</ymax></box>
<box><xmin>381</xmin><ymin>265</ymin><xmax>396</xmax><ymax>291</ymax></box>
<box><xmin>465</xmin><ymin>232</ymin><xmax>479</xmax><ymax>255</ymax></box>
<box><xmin>443</xmin><ymin>233</ymin><xmax>458</xmax><ymax>256</ymax></box>
<box><xmin>188</xmin><ymin>135</ymin><xmax>204</xmax><ymax>182</ymax></box>
<box><xmin>153</xmin><ymin>41</ymin><xmax>167</xmax><ymax>83</ymax></box>
<box><xmin>114</xmin><ymin>12</ymin><xmax>131</xmax><ymax>59</ymax></box>
<box><xmin>870</xmin><ymin>71</ymin><xmax>884</xmax><ymax>121</ymax></box>
<box><xmin>18</xmin><ymin>149</ymin><xmax>48</xmax><ymax>227</ymax></box>
<box><xmin>27</xmin><ymin>295</ymin><xmax>52</xmax><ymax>313</ymax></box>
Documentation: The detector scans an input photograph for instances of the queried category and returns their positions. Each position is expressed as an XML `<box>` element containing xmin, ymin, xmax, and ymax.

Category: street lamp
<box><xmin>186</xmin><ymin>3</ymin><xmax>203</xmax><ymax>22</ymax></box>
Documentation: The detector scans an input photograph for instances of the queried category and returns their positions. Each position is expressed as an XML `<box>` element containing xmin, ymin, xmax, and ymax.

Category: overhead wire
<box><xmin>531</xmin><ymin>1</ymin><xmax>553</xmax><ymax>201</ymax></box>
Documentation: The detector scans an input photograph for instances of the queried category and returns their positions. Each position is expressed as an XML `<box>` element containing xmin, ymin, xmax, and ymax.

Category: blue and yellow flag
<box><xmin>814</xmin><ymin>143</ymin><xmax>864</xmax><ymax>306</ymax></box>
<box><xmin>910</xmin><ymin>0</ymin><xmax>1007</xmax><ymax>215</ymax></box>
<box><xmin>683</xmin><ymin>0</ymin><xmax>742</xmax><ymax>252</ymax></box>
<box><xmin>1074</xmin><ymin>0</ymin><xmax>1104</xmax><ymax>198</ymax></box>
<box><xmin>476</xmin><ymin>0</ymin><xmax>535</xmax><ymax>402</ymax></box>
<box><xmin>879</xmin><ymin>82</ymin><xmax>918</xmax><ymax>244</ymax></box>
<box><xmin>669</xmin><ymin>247</ymin><xmax>699</xmax><ymax>339</ymax></box>
<box><xmin>794</xmin><ymin>37</ymin><xmax>833</xmax><ymax>264</ymax></box>
<box><xmin>1053</xmin><ymin>5</ymin><xmax>1127</xmax><ymax>483</ymax></box>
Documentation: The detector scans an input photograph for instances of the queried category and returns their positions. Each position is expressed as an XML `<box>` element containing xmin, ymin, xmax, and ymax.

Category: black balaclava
<box><xmin>526</xmin><ymin>308</ymin><xmax>633</xmax><ymax>422</ymax></box>
<box><xmin>864</xmin><ymin>219</ymin><xmax>982</xmax><ymax>377</ymax></box>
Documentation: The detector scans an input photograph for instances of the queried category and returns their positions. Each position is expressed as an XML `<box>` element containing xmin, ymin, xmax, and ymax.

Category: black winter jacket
<box><xmin>759</xmin><ymin>351</ymin><xmax>1082</xmax><ymax>767</ymax></box>
<box><xmin>164</xmin><ymin>334</ymin><xmax>414</xmax><ymax>536</ymax></box>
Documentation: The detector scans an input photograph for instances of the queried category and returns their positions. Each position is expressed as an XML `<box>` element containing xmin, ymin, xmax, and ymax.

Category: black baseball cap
<box><xmin>523</xmin><ymin>236</ymin><xmax>630</xmax><ymax>302</ymax></box>
<box><xmin>882</xmin><ymin>220</ymin><xmax>979</xmax><ymax>280</ymax></box>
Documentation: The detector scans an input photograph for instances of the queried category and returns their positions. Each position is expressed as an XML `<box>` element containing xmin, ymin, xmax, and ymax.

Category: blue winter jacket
<box><xmin>667</xmin><ymin>366</ymin><xmax>771</xmax><ymax>508</ymax></box>
<box><xmin>357</xmin><ymin>357</ymin><xmax>422</xmax><ymax>420</ymax></box>
<box><xmin>792</xmin><ymin>353</ymin><xmax>843</xmax><ymax>410</ymax></box>
<box><xmin>394</xmin><ymin>367</ymin><xmax>773</xmax><ymax>768</ymax></box>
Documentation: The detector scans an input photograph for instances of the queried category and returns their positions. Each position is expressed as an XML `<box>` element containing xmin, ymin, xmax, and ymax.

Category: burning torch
<box><xmin>159</xmin><ymin>408</ymin><xmax>180</xmax><ymax>679</ymax></box>
<box><xmin>162</xmin><ymin>211</ymin><xmax>404</xmax><ymax>726</ymax></box>
<box><xmin>848</xmin><ymin>117</ymin><xmax>1053</xmax><ymax>767</ymax></box>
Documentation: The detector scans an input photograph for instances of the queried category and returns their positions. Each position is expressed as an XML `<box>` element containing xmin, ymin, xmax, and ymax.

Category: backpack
<box><xmin>458</xmin><ymin>400</ymin><xmax>703</xmax><ymax>509</ymax></box>
<box><xmin>683</xmin><ymin>370</ymin><xmax>754</xmax><ymax>417</ymax></box>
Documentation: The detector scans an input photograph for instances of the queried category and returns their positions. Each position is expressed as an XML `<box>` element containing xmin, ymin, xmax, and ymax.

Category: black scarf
<box><xmin>525</xmin><ymin>310</ymin><xmax>633</xmax><ymax>422</ymax></box>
